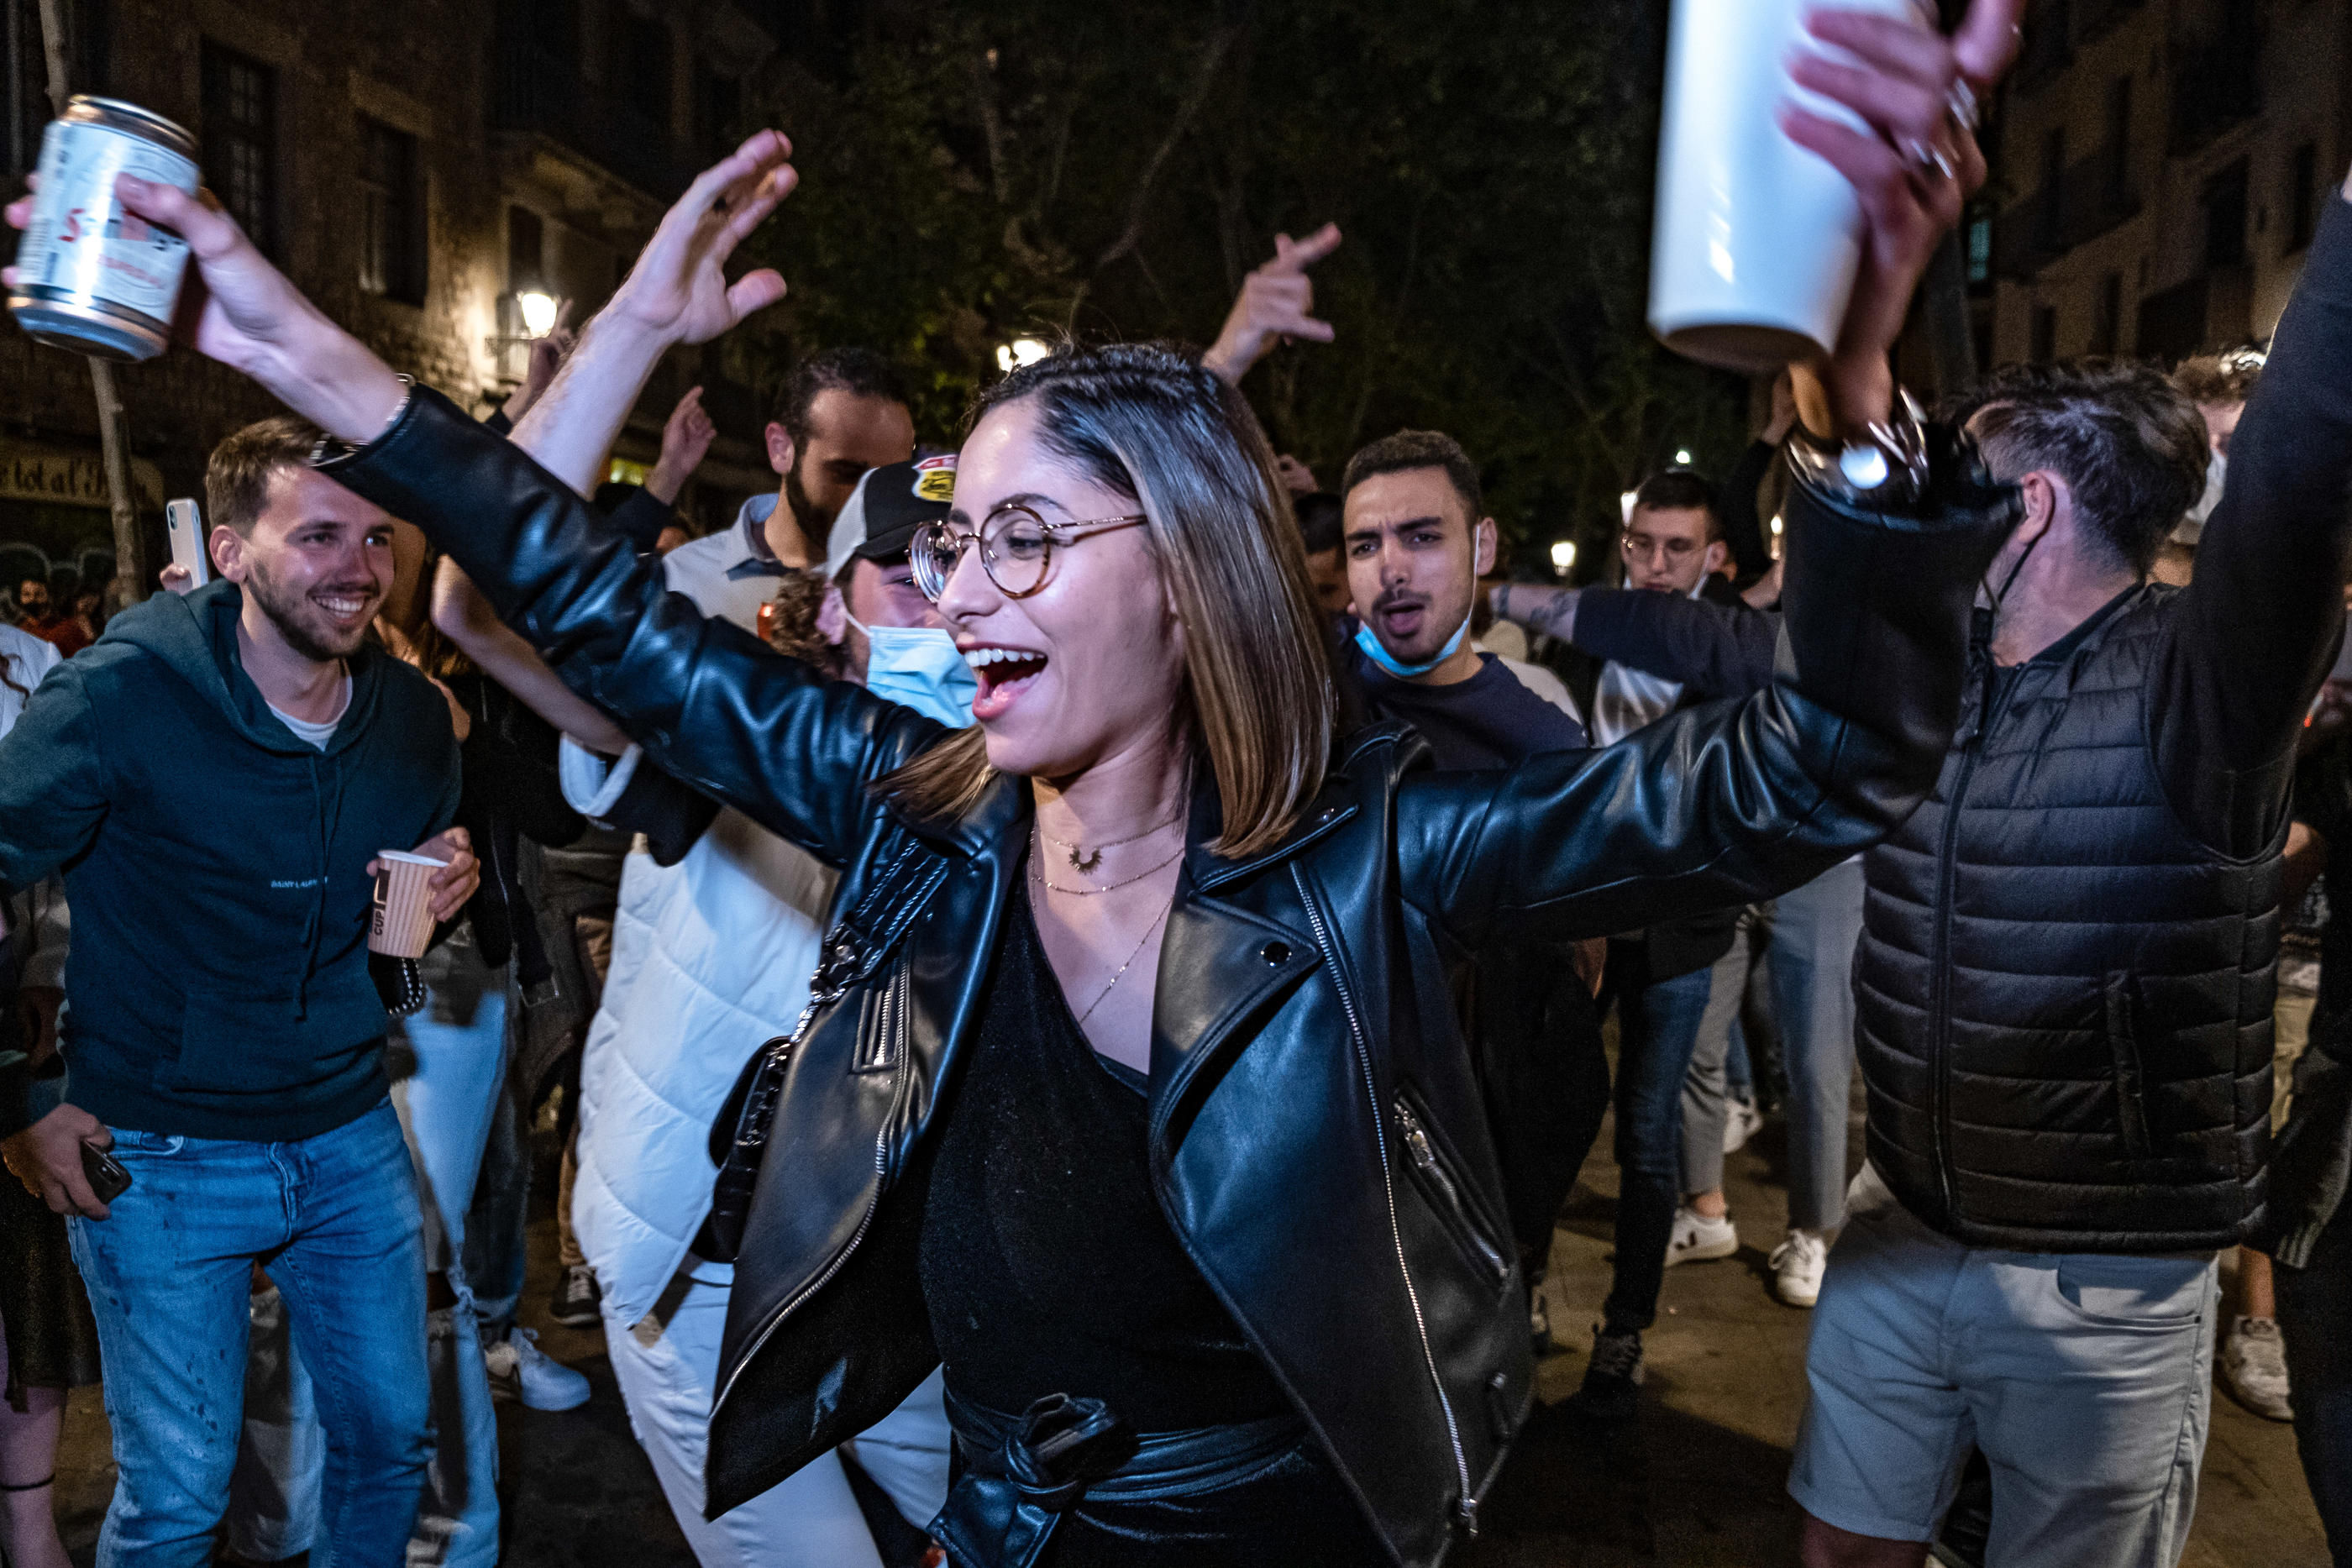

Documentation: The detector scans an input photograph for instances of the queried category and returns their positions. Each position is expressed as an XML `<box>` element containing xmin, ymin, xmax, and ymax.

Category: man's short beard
<box><xmin>785</xmin><ymin>457</ymin><xmax>837</xmax><ymax>544</ymax></box>
<box><xmin>246</xmin><ymin>559</ymin><xmax>365</xmax><ymax>663</ymax></box>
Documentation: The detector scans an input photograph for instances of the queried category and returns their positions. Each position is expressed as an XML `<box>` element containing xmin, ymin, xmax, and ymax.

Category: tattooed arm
<box><xmin>1488</xmin><ymin>584</ymin><xmax>1582</xmax><ymax>645</ymax></box>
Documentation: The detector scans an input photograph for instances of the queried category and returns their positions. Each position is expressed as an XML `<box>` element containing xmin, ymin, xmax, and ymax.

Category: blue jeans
<box><xmin>69</xmin><ymin>1099</ymin><xmax>430</xmax><ymax>1568</ymax></box>
<box><xmin>1605</xmin><ymin>953</ymin><xmax>1725</xmax><ymax>1335</ymax></box>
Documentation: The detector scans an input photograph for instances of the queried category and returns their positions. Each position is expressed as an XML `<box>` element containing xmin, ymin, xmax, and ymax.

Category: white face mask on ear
<box><xmin>846</xmin><ymin>611</ymin><xmax>978</xmax><ymax>729</ymax></box>
<box><xmin>2190</xmin><ymin>450</ymin><xmax>2227</xmax><ymax>528</ymax></box>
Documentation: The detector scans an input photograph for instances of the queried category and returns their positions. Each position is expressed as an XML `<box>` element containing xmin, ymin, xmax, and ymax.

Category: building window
<box><xmin>2103</xmin><ymin>76</ymin><xmax>2132</xmax><ymax>209</ymax></box>
<box><xmin>201</xmin><ymin>43</ymin><xmax>276</xmax><ymax>253</ymax></box>
<box><xmin>2204</xmin><ymin>159</ymin><xmax>2250</xmax><ymax>268</ymax></box>
<box><xmin>2036</xmin><ymin>126</ymin><xmax>2066</xmax><ymax>251</ymax></box>
<box><xmin>2091</xmin><ymin>273</ymin><xmax>2123</xmax><ymax>355</ymax></box>
<box><xmin>617</xmin><ymin>15</ymin><xmax>673</xmax><ymax>131</ymax></box>
<box><xmin>507</xmin><ymin>205</ymin><xmax>544</xmax><ymax>296</ymax></box>
<box><xmin>2031</xmin><ymin>304</ymin><xmax>2058</xmax><ymax>364</ymax></box>
<box><xmin>357</xmin><ymin>118</ymin><xmax>426</xmax><ymax>306</ymax></box>
<box><xmin>2287</xmin><ymin>142</ymin><xmax>2320</xmax><ymax>254</ymax></box>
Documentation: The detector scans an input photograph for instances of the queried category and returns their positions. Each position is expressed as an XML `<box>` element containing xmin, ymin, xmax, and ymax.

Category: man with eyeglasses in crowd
<box><xmin>1528</xmin><ymin>469</ymin><xmax>1762</xmax><ymax>1419</ymax></box>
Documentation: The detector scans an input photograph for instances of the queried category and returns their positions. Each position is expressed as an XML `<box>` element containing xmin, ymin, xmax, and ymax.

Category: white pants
<box><xmin>1790</xmin><ymin>1166</ymin><xmax>2218</xmax><ymax>1566</ymax></box>
<box><xmin>606</xmin><ymin>1267</ymin><xmax>951</xmax><ymax>1568</ymax></box>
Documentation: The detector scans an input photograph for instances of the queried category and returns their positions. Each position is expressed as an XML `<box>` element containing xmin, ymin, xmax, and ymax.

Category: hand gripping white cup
<box><xmin>368</xmin><ymin>850</ymin><xmax>448</xmax><ymax>960</ymax></box>
<box><xmin>1649</xmin><ymin>0</ymin><xmax>1934</xmax><ymax>373</ymax></box>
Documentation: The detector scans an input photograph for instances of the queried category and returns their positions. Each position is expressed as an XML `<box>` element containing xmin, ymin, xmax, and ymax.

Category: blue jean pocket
<box><xmin>108</xmin><ymin>1129</ymin><xmax>186</xmax><ymax>1157</ymax></box>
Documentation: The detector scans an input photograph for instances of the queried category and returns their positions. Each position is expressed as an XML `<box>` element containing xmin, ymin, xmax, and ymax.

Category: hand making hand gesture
<box><xmin>1202</xmin><ymin>223</ymin><xmax>1342</xmax><ymax>385</ymax></box>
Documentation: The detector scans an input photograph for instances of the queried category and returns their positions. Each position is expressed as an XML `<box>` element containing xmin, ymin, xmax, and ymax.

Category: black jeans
<box><xmin>2279</xmin><ymin>1209</ymin><xmax>2352</xmax><ymax>1564</ymax></box>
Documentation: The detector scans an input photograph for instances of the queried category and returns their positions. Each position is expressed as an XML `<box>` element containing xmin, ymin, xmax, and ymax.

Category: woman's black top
<box><xmin>918</xmin><ymin>880</ymin><xmax>1289</xmax><ymax>1432</ymax></box>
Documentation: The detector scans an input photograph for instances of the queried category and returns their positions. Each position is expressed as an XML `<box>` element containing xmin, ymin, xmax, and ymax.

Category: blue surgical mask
<box><xmin>1354</xmin><ymin>612</ymin><xmax>1469</xmax><ymax>680</ymax></box>
<box><xmin>848</xmin><ymin>614</ymin><xmax>978</xmax><ymax>728</ymax></box>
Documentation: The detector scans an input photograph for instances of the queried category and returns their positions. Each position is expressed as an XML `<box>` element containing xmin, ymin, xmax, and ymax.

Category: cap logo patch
<box><xmin>913</xmin><ymin>454</ymin><xmax>956</xmax><ymax>504</ymax></box>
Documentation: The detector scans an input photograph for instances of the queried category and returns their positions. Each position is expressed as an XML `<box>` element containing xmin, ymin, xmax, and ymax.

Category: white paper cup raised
<box><xmin>1649</xmin><ymin>0</ymin><xmax>1931</xmax><ymax>373</ymax></box>
<box><xmin>369</xmin><ymin>850</ymin><xmax>447</xmax><ymax>960</ymax></box>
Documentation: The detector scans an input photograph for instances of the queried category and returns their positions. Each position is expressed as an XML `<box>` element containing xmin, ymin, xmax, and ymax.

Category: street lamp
<box><xmin>995</xmin><ymin>338</ymin><xmax>1049</xmax><ymax>375</ymax></box>
<box><xmin>517</xmin><ymin>291</ymin><xmax>559</xmax><ymax>338</ymax></box>
<box><xmin>1674</xmin><ymin>448</ymin><xmax>1693</xmax><ymax>466</ymax></box>
<box><xmin>1550</xmin><ymin>540</ymin><xmax>1577</xmax><ymax>577</ymax></box>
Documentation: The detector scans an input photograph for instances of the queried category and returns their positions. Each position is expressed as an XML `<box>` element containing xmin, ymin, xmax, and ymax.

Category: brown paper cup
<box><xmin>369</xmin><ymin>850</ymin><xmax>448</xmax><ymax>959</ymax></box>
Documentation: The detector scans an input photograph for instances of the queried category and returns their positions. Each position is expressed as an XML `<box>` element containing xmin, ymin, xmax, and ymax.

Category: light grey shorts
<box><xmin>1789</xmin><ymin>1166</ymin><xmax>2218</xmax><ymax>1567</ymax></box>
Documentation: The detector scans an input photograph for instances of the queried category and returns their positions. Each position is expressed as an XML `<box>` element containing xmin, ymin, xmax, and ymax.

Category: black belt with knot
<box><xmin>932</xmin><ymin>1389</ymin><xmax>1305</xmax><ymax>1568</ymax></box>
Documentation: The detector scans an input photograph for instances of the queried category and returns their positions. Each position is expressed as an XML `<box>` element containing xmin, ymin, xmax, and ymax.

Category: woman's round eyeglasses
<box><xmin>910</xmin><ymin>506</ymin><xmax>1148</xmax><ymax>601</ymax></box>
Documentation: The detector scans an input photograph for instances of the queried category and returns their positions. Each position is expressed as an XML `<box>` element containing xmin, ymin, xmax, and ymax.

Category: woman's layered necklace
<box><xmin>1030</xmin><ymin>815</ymin><xmax>1186</xmax><ymax>1027</ymax></box>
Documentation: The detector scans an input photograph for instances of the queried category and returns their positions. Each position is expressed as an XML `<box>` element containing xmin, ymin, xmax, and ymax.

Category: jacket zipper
<box><xmin>1394</xmin><ymin>1096</ymin><xmax>1508</xmax><ymax>1284</ymax></box>
<box><xmin>1293</xmin><ymin>864</ymin><xmax>1478</xmax><ymax>1539</ymax></box>
<box><xmin>1927</xmin><ymin>653</ymin><xmax>2009</xmax><ymax>1223</ymax></box>
<box><xmin>711</xmin><ymin>975</ymin><xmax>900</xmax><ymax>1414</ymax></box>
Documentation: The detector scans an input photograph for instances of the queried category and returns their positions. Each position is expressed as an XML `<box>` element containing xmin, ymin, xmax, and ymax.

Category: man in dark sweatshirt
<box><xmin>0</xmin><ymin>415</ymin><xmax>478</xmax><ymax>1568</ymax></box>
<box><xmin>1337</xmin><ymin>428</ymin><xmax>1609</xmax><ymax>1354</ymax></box>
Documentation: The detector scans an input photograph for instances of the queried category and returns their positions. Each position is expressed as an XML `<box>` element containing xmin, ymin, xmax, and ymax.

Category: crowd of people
<box><xmin>3</xmin><ymin>2</ymin><xmax>2352</xmax><ymax>1565</ymax></box>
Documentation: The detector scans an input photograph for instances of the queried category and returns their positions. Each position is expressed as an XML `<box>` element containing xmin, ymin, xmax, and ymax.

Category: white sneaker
<box><xmin>2220</xmin><ymin>1315</ymin><xmax>2293</xmax><ymax>1421</ymax></box>
<box><xmin>1665</xmin><ymin>1205</ymin><xmax>1739</xmax><ymax>1266</ymax></box>
<box><xmin>1769</xmin><ymin>1229</ymin><xmax>1830</xmax><ymax>1308</ymax></box>
<box><xmin>484</xmin><ymin>1326</ymin><xmax>591</xmax><ymax>1412</ymax></box>
<box><xmin>1723</xmin><ymin>1096</ymin><xmax>1765</xmax><ymax>1154</ymax></box>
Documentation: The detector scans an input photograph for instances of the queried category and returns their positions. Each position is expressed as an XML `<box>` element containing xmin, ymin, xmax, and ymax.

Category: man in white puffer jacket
<box><xmin>564</xmin><ymin>448</ymin><xmax>976</xmax><ymax>1567</ymax></box>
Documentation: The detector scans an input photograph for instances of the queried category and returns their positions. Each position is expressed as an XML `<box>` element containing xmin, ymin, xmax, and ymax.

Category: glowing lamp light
<box><xmin>1550</xmin><ymin>541</ymin><xmax>1577</xmax><ymax>576</ymax></box>
<box><xmin>995</xmin><ymin>338</ymin><xmax>1050</xmax><ymax>374</ymax></box>
<box><xmin>1674</xmin><ymin>448</ymin><xmax>1693</xmax><ymax>466</ymax></box>
<box><xmin>517</xmin><ymin>291</ymin><xmax>560</xmax><ymax>338</ymax></box>
<box><xmin>1769</xmin><ymin>514</ymin><xmax>1783</xmax><ymax>535</ymax></box>
<box><xmin>1620</xmin><ymin>490</ymin><xmax>1639</xmax><ymax>525</ymax></box>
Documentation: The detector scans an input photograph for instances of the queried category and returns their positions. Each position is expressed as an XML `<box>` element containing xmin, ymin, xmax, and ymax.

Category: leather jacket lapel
<box><xmin>1147</xmin><ymin>891</ymin><xmax>1319</xmax><ymax>1151</ymax></box>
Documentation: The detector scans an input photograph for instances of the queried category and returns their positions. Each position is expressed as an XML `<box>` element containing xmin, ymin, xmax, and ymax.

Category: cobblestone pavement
<box><xmin>52</xmin><ymin>1099</ymin><xmax>2328</xmax><ymax>1566</ymax></box>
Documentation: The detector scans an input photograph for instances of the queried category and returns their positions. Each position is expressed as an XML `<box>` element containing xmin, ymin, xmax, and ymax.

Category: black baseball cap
<box><xmin>822</xmin><ymin>454</ymin><xmax>957</xmax><ymax>579</ymax></box>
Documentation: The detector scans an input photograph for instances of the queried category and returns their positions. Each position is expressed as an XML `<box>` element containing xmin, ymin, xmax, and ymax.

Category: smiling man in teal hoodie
<box><xmin>0</xmin><ymin>414</ymin><xmax>477</xmax><ymax>1568</ymax></box>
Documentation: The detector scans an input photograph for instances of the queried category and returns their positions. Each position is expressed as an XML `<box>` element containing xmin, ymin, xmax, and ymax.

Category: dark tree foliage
<box><xmin>730</xmin><ymin>0</ymin><xmax>1748</xmax><ymax>576</ymax></box>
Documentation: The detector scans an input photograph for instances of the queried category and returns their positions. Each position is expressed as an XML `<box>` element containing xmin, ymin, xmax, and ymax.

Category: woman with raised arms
<box><xmin>25</xmin><ymin>4</ymin><xmax>2024</xmax><ymax>1561</ymax></box>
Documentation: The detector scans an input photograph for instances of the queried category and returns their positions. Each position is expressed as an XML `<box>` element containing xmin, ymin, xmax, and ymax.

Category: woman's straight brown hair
<box><xmin>879</xmin><ymin>343</ymin><xmax>1336</xmax><ymax>859</ymax></box>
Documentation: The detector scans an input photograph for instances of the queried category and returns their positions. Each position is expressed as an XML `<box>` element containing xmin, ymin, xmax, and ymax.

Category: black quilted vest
<box><xmin>1855</xmin><ymin>585</ymin><xmax>2276</xmax><ymax>1253</ymax></box>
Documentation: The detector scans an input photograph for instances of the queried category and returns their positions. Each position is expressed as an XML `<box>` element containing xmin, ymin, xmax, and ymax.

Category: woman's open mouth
<box><xmin>963</xmin><ymin>643</ymin><xmax>1049</xmax><ymax>721</ymax></box>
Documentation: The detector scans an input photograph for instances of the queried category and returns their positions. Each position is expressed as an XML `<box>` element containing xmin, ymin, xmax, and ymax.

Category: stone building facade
<box><xmin>1979</xmin><ymin>0</ymin><xmax>2352</xmax><ymax>367</ymax></box>
<box><xmin>0</xmin><ymin>0</ymin><xmax>782</xmax><ymax>602</ymax></box>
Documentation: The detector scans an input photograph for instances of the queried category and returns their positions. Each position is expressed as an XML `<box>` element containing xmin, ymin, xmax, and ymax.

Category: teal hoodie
<box><xmin>0</xmin><ymin>579</ymin><xmax>460</xmax><ymax>1141</ymax></box>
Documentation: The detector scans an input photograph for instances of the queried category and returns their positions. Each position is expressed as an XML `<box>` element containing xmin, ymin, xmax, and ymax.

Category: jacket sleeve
<box><xmin>320</xmin><ymin>390</ymin><xmax>935</xmax><ymax>869</ymax></box>
<box><xmin>1570</xmin><ymin>590</ymin><xmax>1782</xmax><ymax>700</ymax></box>
<box><xmin>606</xmin><ymin>485</ymin><xmax>675</xmax><ymax>555</ymax></box>
<box><xmin>2159</xmin><ymin>190</ymin><xmax>2352</xmax><ymax>858</ymax></box>
<box><xmin>0</xmin><ymin>661</ymin><xmax>109</xmax><ymax>905</ymax></box>
<box><xmin>1404</xmin><ymin>446</ymin><xmax>2014</xmax><ymax>947</ymax></box>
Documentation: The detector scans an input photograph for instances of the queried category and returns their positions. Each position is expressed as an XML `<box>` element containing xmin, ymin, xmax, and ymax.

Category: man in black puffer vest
<box><xmin>1782</xmin><ymin>177</ymin><xmax>2352</xmax><ymax>1568</ymax></box>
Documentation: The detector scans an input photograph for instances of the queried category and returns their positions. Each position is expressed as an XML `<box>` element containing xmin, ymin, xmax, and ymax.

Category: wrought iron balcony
<box><xmin>493</xmin><ymin>44</ymin><xmax>701</xmax><ymax>201</ymax></box>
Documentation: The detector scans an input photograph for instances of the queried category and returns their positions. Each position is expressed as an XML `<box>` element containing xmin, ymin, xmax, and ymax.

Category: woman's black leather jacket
<box><xmin>323</xmin><ymin>390</ymin><xmax>2014</xmax><ymax>1567</ymax></box>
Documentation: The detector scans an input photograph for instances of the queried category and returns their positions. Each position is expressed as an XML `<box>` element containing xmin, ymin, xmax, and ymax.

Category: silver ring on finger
<box><xmin>1945</xmin><ymin>79</ymin><xmax>1981</xmax><ymax>134</ymax></box>
<box><xmin>1904</xmin><ymin>139</ymin><xmax>1956</xmax><ymax>182</ymax></box>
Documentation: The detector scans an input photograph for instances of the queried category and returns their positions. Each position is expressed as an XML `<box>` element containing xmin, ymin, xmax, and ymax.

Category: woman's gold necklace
<box><xmin>1042</xmin><ymin>809</ymin><xmax>1185</xmax><ymax>873</ymax></box>
<box><xmin>1028</xmin><ymin>831</ymin><xmax>1180</xmax><ymax>1027</ymax></box>
<box><xmin>1030</xmin><ymin>832</ymin><xmax>1184</xmax><ymax>896</ymax></box>
<box><xmin>1074</xmin><ymin>899</ymin><xmax>1173</xmax><ymax>1028</ymax></box>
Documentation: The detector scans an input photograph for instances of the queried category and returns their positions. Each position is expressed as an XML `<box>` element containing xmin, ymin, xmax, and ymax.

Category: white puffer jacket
<box><xmin>564</xmin><ymin>532</ymin><xmax>837</xmax><ymax>1326</ymax></box>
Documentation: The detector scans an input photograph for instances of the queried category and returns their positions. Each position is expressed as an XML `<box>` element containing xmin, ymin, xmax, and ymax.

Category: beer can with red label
<box><xmin>9</xmin><ymin>97</ymin><xmax>201</xmax><ymax>362</ymax></box>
